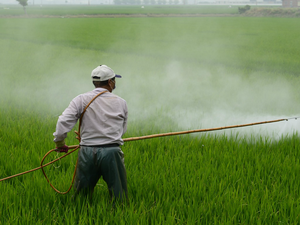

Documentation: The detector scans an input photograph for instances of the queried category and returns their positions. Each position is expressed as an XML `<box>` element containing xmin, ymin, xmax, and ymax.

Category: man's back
<box><xmin>79</xmin><ymin>88</ymin><xmax>128</xmax><ymax>146</ymax></box>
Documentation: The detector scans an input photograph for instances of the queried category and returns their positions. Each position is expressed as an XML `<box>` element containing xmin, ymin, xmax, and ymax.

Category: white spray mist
<box><xmin>118</xmin><ymin>60</ymin><xmax>300</xmax><ymax>140</ymax></box>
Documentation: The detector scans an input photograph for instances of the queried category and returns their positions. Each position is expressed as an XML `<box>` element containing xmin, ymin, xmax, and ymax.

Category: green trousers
<box><xmin>74</xmin><ymin>145</ymin><xmax>128</xmax><ymax>201</ymax></box>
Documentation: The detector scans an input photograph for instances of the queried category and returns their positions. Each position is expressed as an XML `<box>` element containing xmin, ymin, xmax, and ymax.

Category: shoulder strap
<box><xmin>75</xmin><ymin>90</ymin><xmax>108</xmax><ymax>142</ymax></box>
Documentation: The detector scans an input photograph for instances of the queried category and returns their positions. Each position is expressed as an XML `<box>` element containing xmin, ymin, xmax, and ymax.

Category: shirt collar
<box><xmin>94</xmin><ymin>87</ymin><xmax>109</xmax><ymax>92</ymax></box>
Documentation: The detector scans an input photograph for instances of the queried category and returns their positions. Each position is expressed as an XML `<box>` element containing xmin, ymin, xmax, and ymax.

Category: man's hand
<box><xmin>55</xmin><ymin>145</ymin><xmax>69</xmax><ymax>153</ymax></box>
<box><xmin>55</xmin><ymin>140</ymin><xmax>69</xmax><ymax>153</ymax></box>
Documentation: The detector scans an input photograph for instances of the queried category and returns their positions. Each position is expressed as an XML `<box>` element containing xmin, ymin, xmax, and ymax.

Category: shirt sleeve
<box><xmin>122</xmin><ymin>101</ymin><xmax>128</xmax><ymax>136</ymax></box>
<box><xmin>53</xmin><ymin>97</ymin><xmax>81</xmax><ymax>143</ymax></box>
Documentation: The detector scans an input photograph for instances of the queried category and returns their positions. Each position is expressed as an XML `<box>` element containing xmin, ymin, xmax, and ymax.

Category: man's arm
<box><xmin>122</xmin><ymin>102</ymin><xmax>128</xmax><ymax>136</ymax></box>
<box><xmin>53</xmin><ymin>99</ymin><xmax>81</xmax><ymax>148</ymax></box>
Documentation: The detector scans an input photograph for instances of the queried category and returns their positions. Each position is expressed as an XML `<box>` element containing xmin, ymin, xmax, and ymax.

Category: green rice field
<box><xmin>1</xmin><ymin>6</ymin><xmax>300</xmax><ymax>224</ymax></box>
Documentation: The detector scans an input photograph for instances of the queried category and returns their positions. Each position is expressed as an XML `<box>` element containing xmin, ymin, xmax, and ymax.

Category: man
<box><xmin>53</xmin><ymin>65</ymin><xmax>128</xmax><ymax>202</ymax></box>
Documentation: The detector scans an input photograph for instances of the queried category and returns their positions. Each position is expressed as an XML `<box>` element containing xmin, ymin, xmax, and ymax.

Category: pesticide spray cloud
<box><xmin>117</xmin><ymin>60</ymin><xmax>300</xmax><ymax>140</ymax></box>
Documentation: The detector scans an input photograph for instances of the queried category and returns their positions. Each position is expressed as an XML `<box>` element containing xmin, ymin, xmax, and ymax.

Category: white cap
<box><xmin>91</xmin><ymin>65</ymin><xmax>121</xmax><ymax>81</ymax></box>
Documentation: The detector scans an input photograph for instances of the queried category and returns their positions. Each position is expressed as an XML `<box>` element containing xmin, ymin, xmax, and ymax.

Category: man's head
<box><xmin>91</xmin><ymin>65</ymin><xmax>121</xmax><ymax>92</ymax></box>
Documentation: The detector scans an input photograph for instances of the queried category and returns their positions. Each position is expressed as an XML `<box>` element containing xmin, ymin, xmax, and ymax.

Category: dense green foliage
<box><xmin>0</xmin><ymin>11</ymin><xmax>300</xmax><ymax>224</ymax></box>
<box><xmin>1</xmin><ymin>107</ymin><xmax>300</xmax><ymax>224</ymax></box>
<box><xmin>238</xmin><ymin>5</ymin><xmax>250</xmax><ymax>14</ymax></box>
<box><xmin>15</xmin><ymin>0</ymin><xmax>28</xmax><ymax>8</ymax></box>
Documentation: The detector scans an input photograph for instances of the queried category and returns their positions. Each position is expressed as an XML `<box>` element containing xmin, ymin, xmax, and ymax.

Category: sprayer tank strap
<box><xmin>76</xmin><ymin>90</ymin><xmax>108</xmax><ymax>141</ymax></box>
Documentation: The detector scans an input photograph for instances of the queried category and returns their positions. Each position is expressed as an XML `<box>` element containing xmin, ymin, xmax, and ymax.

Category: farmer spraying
<box><xmin>3</xmin><ymin>65</ymin><xmax>298</xmax><ymax>199</ymax></box>
<box><xmin>53</xmin><ymin>65</ymin><xmax>128</xmax><ymax>201</ymax></box>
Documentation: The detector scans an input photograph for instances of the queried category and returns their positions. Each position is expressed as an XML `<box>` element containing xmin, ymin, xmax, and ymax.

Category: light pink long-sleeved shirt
<box><xmin>53</xmin><ymin>87</ymin><xmax>128</xmax><ymax>146</ymax></box>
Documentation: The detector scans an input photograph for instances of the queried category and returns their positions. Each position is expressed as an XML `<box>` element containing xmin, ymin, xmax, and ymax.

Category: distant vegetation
<box><xmin>2</xmin><ymin>4</ymin><xmax>296</xmax><ymax>17</ymax></box>
<box><xmin>238</xmin><ymin>4</ymin><xmax>251</xmax><ymax>14</ymax></box>
<box><xmin>0</xmin><ymin>5</ymin><xmax>239</xmax><ymax>16</ymax></box>
<box><xmin>15</xmin><ymin>0</ymin><xmax>28</xmax><ymax>14</ymax></box>
<box><xmin>244</xmin><ymin>7</ymin><xmax>300</xmax><ymax>17</ymax></box>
